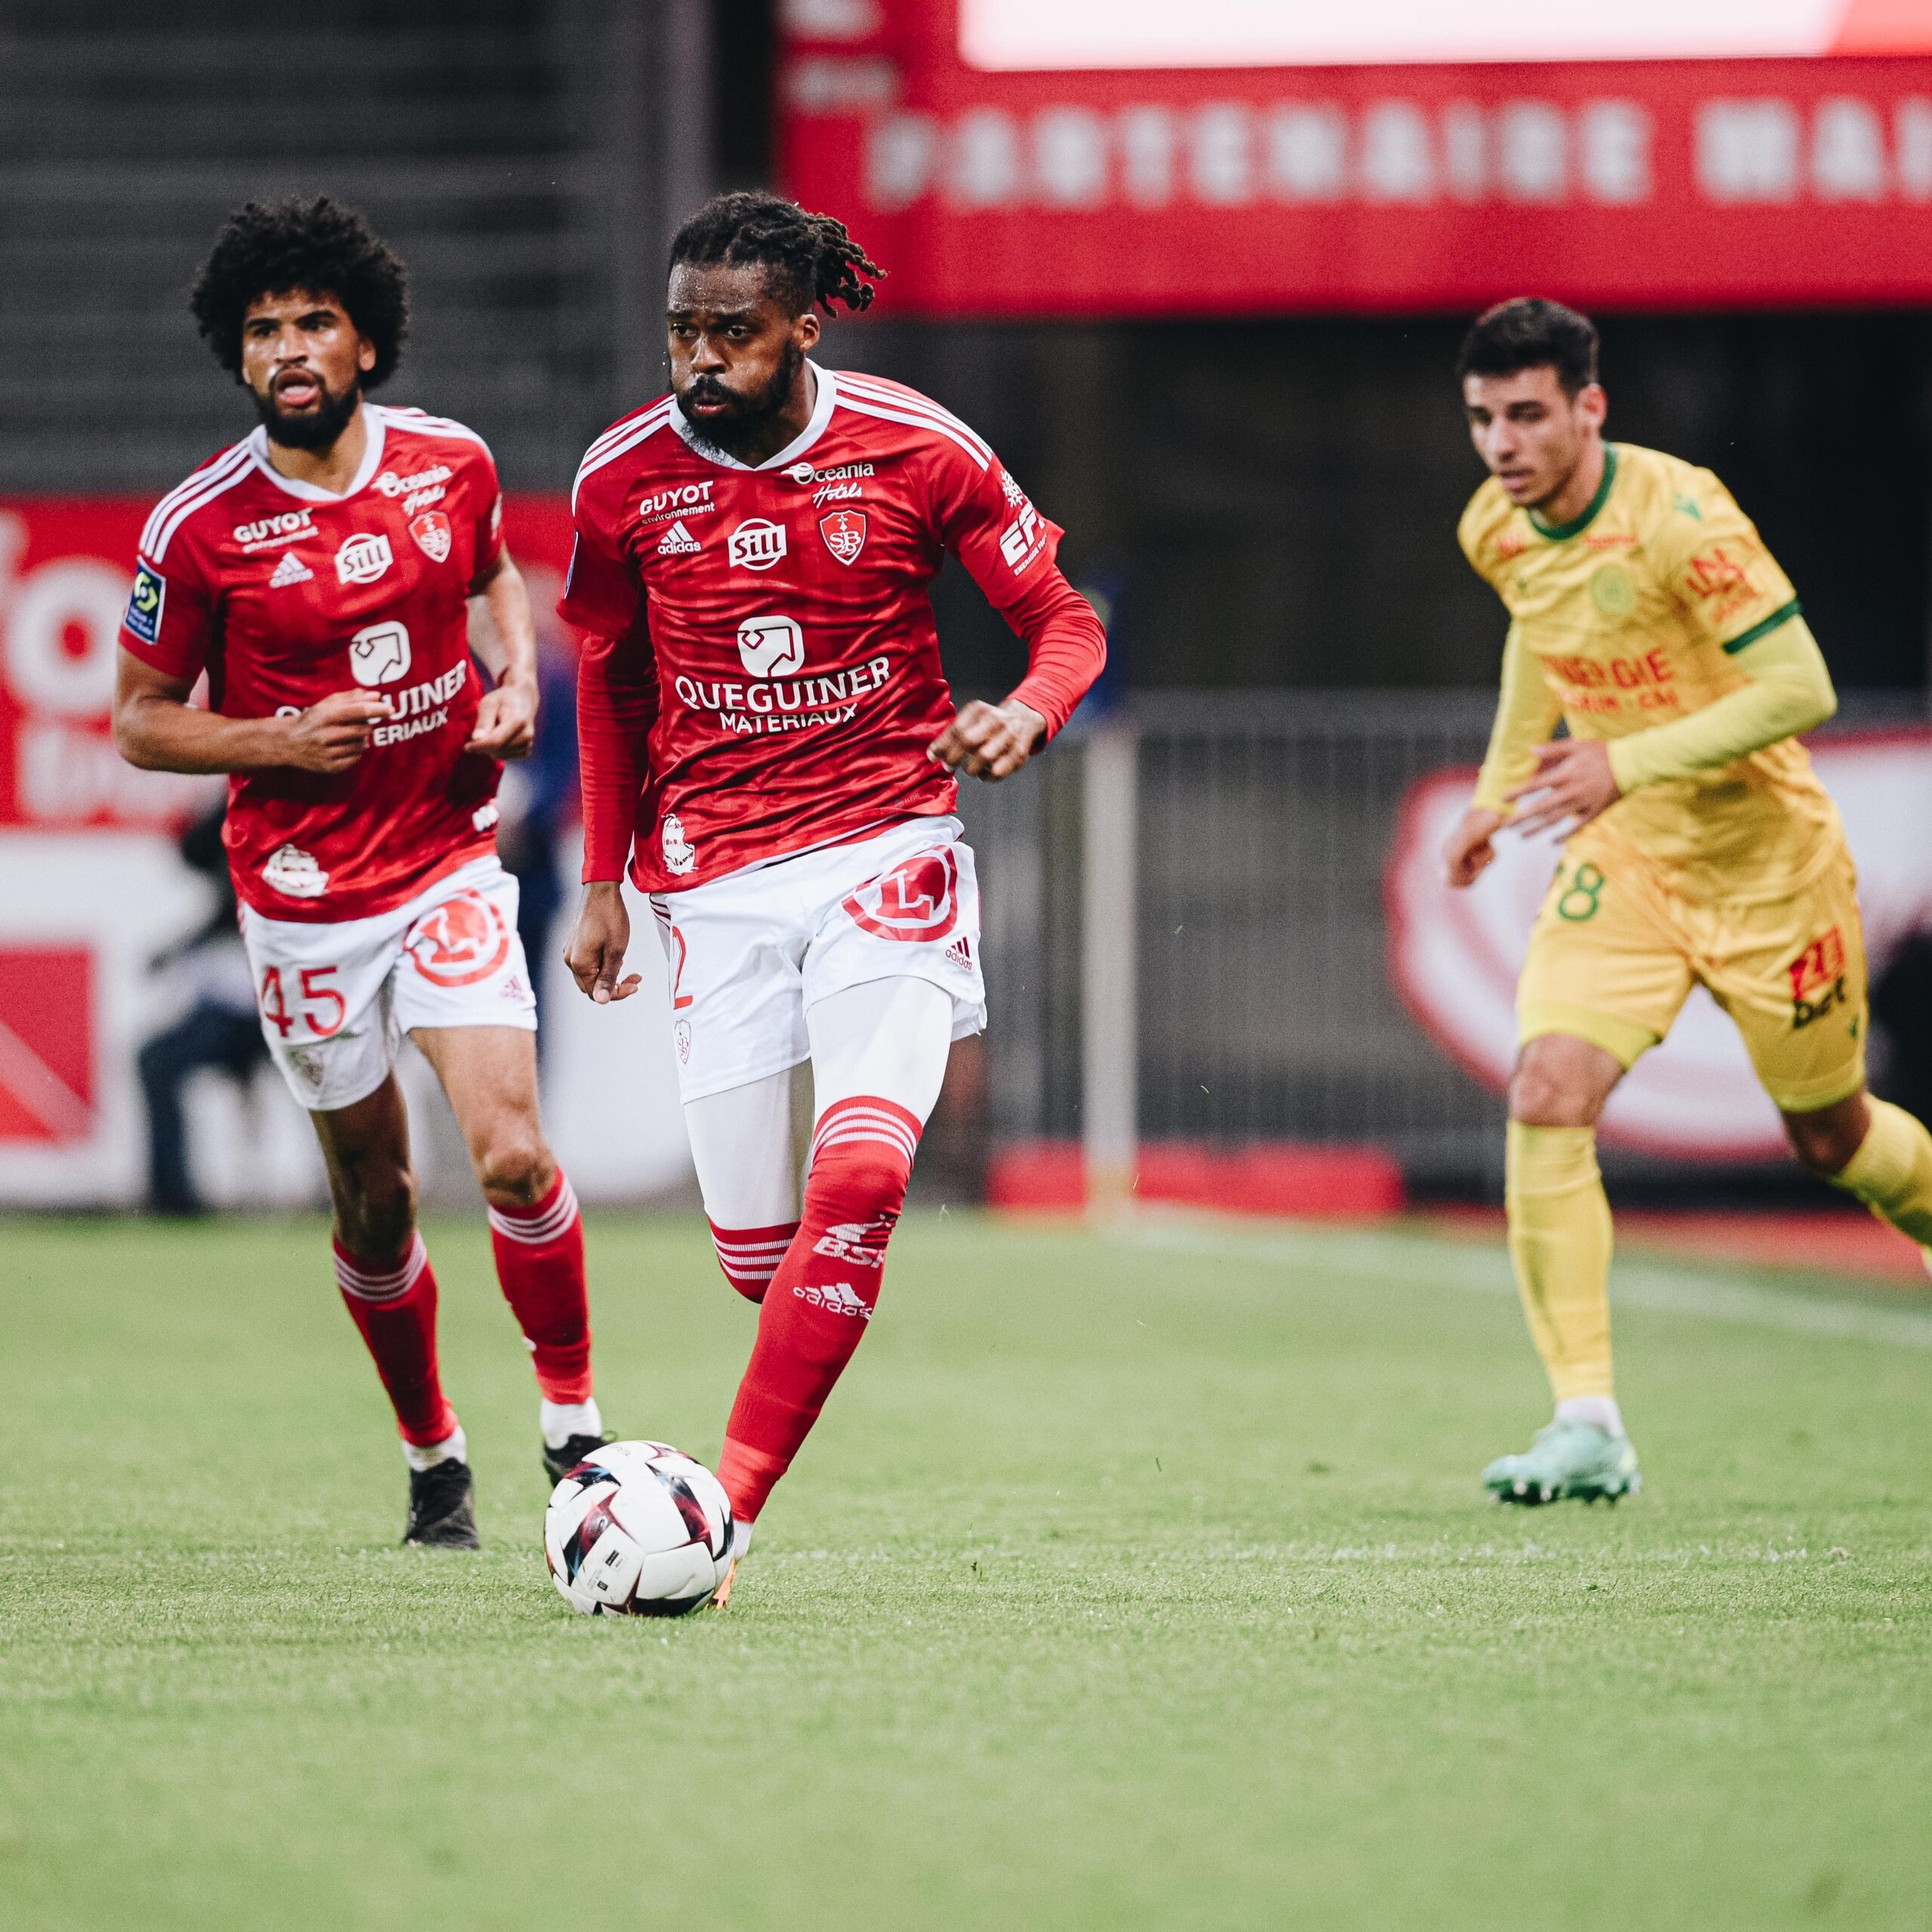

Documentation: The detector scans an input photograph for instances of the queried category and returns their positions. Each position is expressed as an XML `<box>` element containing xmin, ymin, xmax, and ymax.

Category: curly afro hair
<box><xmin>668</xmin><ymin>191</ymin><xmax>883</xmax><ymax>316</ymax></box>
<box><xmin>189</xmin><ymin>197</ymin><xmax>409</xmax><ymax>388</ymax></box>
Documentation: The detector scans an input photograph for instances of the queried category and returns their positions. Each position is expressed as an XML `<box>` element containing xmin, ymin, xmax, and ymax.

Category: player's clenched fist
<box><xmin>929</xmin><ymin>697</ymin><xmax>1048</xmax><ymax>781</ymax></box>
<box><xmin>281</xmin><ymin>688</ymin><xmax>391</xmax><ymax>774</ymax></box>
<box><xmin>566</xmin><ymin>881</ymin><xmax>643</xmax><ymax>1004</ymax></box>
<box><xmin>465</xmin><ymin>675</ymin><xmax>538</xmax><ymax>760</ymax></box>
<box><xmin>1443</xmin><ymin>805</ymin><xmax>1506</xmax><ymax>889</ymax></box>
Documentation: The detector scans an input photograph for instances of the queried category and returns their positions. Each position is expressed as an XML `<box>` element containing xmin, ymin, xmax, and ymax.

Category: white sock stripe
<box><xmin>809</xmin><ymin>1106</ymin><xmax>920</xmax><ymax>1167</ymax></box>
<box><xmin>334</xmin><ymin>1233</ymin><xmax>429</xmax><ymax>1302</ymax></box>
<box><xmin>710</xmin><ymin>1234</ymin><xmax>797</xmax><ymax>1254</ymax></box>
<box><xmin>487</xmin><ymin>1180</ymin><xmax>580</xmax><ymax>1245</ymax></box>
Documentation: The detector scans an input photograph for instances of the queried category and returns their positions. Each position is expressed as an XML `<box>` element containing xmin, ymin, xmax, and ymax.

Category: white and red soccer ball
<box><xmin>543</xmin><ymin>1440</ymin><xmax>733</xmax><ymax>1617</ymax></box>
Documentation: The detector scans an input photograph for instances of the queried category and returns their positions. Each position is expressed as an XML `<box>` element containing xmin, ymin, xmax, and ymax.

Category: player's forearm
<box><xmin>113</xmin><ymin>693</ymin><xmax>293</xmax><ymax>774</ymax></box>
<box><xmin>1607</xmin><ymin>614</ymin><xmax>1837</xmax><ymax>792</ymax></box>
<box><xmin>474</xmin><ymin>554</ymin><xmax>538</xmax><ymax>693</ymax></box>
<box><xmin>1472</xmin><ymin>627</ymin><xmax>1562</xmax><ymax>814</ymax></box>
<box><xmin>1003</xmin><ymin>569</ymin><xmax>1107</xmax><ymax>739</ymax></box>
<box><xmin>577</xmin><ymin>629</ymin><xmax>657</xmax><ymax>881</ymax></box>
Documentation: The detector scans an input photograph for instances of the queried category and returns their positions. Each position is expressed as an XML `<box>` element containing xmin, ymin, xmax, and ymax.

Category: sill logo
<box><xmin>737</xmin><ymin>613</ymin><xmax>804</xmax><ymax>678</ymax></box>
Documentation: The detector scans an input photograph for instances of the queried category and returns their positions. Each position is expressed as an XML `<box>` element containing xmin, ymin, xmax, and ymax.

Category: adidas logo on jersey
<box><xmin>269</xmin><ymin>552</ymin><xmax>313</xmax><ymax>587</ymax></box>
<box><xmin>792</xmin><ymin>1281</ymin><xmax>870</xmax><ymax>1318</ymax></box>
<box><xmin>657</xmin><ymin>520</ymin><xmax>702</xmax><ymax>555</ymax></box>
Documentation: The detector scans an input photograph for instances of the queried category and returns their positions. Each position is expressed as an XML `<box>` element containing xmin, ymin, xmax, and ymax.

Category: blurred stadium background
<box><xmin>8</xmin><ymin>0</ymin><xmax>1932</xmax><ymax>1229</ymax></box>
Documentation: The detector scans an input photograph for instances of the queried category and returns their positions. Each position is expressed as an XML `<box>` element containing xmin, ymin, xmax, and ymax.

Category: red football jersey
<box><xmin>120</xmin><ymin>405</ymin><xmax>506</xmax><ymax>921</ymax></box>
<box><xmin>562</xmin><ymin>364</ymin><xmax>1104</xmax><ymax>893</ymax></box>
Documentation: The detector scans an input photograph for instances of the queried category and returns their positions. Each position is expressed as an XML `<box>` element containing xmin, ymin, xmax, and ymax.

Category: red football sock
<box><xmin>333</xmin><ymin>1232</ymin><xmax>458</xmax><ymax>1448</ymax></box>
<box><xmin>708</xmin><ymin>1218</ymin><xmax>802</xmax><ymax>1303</ymax></box>
<box><xmin>487</xmin><ymin>1171</ymin><xmax>593</xmax><ymax>1404</ymax></box>
<box><xmin>718</xmin><ymin>1096</ymin><xmax>920</xmax><ymax>1523</ymax></box>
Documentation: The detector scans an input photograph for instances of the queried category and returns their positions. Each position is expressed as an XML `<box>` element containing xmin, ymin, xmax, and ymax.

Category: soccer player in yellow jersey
<box><xmin>1445</xmin><ymin>297</ymin><xmax>1932</xmax><ymax>1503</ymax></box>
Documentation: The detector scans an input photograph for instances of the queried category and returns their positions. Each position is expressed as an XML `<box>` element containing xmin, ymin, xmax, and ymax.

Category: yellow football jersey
<box><xmin>1460</xmin><ymin>442</ymin><xmax>1838</xmax><ymax>902</ymax></box>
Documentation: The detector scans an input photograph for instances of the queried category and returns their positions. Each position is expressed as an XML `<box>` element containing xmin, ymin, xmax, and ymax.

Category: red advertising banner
<box><xmin>0</xmin><ymin>494</ymin><xmax>577</xmax><ymax>832</ymax></box>
<box><xmin>779</xmin><ymin>2</ymin><xmax>1932</xmax><ymax>313</ymax></box>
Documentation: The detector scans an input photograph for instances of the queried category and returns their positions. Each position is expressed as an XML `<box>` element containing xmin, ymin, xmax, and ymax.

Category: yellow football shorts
<box><xmin>1517</xmin><ymin>827</ymin><xmax>1867</xmax><ymax>1115</ymax></box>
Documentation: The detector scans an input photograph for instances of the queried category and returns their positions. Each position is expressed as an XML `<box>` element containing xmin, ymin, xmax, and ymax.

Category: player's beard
<box><xmin>678</xmin><ymin>343</ymin><xmax>804</xmax><ymax>462</ymax></box>
<box><xmin>252</xmin><ymin>373</ymin><xmax>362</xmax><ymax>454</ymax></box>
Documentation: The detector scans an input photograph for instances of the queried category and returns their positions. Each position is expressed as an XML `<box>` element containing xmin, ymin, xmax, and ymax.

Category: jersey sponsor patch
<box><xmin>269</xmin><ymin>552</ymin><xmax>313</xmax><ymax>587</ymax></box>
<box><xmin>233</xmin><ymin>510</ymin><xmax>315</xmax><ymax>551</ymax></box>
<box><xmin>409</xmin><ymin>509</ymin><xmax>452</xmax><ymax>564</ymax></box>
<box><xmin>820</xmin><ymin>509</ymin><xmax>867</xmax><ymax>565</ymax></box>
<box><xmin>638</xmin><ymin>480</ymin><xmax>715</xmax><ymax>524</ymax></box>
<box><xmin>349</xmin><ymin>621</ymin><xmax>411</xmax><ymax>686</ymax></box>
<box><xmin>998</xmin><ymin>499</ymin><xmax>1047</xmax><ymax>574</ymax></box>
<box><xmin>124</xmin><ymin>565</ymin><xmax>165</xmax><ymax>644</ymax></box>
<box><xmin>657</xmin><ymin>519</ymin><xmax>703</xmax><ymax>555</ymax></box>
<box><xmin>404</xmin><ymin>892</ymin><xmax>511</xmax><ymax>986</ymax></box>
<box><xmin>336</xmin><ymin>532</ymin><xmax>393</xmax><ymax>586</ymax></box>
<box><xmin>728</xmin><ymin>518</ymin><xmax>787</xmax><ymax>571</ymax></box>
<box><xmin>737</xmin><ymin>613</ymin><xmax>804</xmax><ymax>678</ymax></box>
<box><xmin>842</xmin><ymin>847</ymin><xmax>961</xmax><ymax>941</ymax></box>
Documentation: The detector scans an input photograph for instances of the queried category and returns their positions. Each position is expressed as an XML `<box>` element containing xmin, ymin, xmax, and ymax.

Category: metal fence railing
<box><xmin>952</xmin><ymin>689</ymin><xmax>1927</xmax><ymax>1193</ymax></box>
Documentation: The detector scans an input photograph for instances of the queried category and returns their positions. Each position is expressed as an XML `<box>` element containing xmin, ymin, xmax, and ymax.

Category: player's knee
<box><xmin>476</xmin><ymin>1131</ymin><xmax>555</xmax><ymax>1207</ymax></box>
<box><xmin>334</xmin><ymin>1164</ymin><xmax>417</xmax><ymax>1259</ymax></box>
<box><xmin>805</xmin><ymin>1148</ymin><xmax>910</xmax><ymax>1226</ymax></box>
<box><xmin>1508</xmin><ymin>1064</ymin><xmax>1597</xmax><ymax>1128</ymax></box>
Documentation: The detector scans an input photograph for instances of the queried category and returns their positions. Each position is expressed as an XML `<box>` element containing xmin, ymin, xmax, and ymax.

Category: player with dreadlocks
<box><xmin>564</xmin><ymin>192</ymin><xmax>1107</xmax><ymax>1600</ymax></box>
<box><xmin>113</xmin><ymin>198</ymin><xmax>613</xmax><ymax>1548</ymax></box>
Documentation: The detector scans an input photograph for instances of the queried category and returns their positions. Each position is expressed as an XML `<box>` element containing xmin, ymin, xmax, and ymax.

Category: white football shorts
<box><xmin>239</xmin><ymin>854</ymin><xmax>537</xmax><ymax>1113</ymax></box>
<box><xmin>651</xmin><ymin>815</ymin><xmax>986</xmax><ymax>1103</ymax></box>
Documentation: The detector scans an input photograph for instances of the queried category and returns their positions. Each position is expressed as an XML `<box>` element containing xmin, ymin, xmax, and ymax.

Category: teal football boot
<box><xmin>1482</xmin><ymin>1419</ymin><xmax>1641</xmax><ymax>1506</ymax></box>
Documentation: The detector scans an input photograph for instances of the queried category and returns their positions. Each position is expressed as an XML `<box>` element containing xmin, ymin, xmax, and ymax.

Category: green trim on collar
<box><xmin>1720</xmin><ymin>598</ymin><xmax>1803</xmax><ymax>656</ymax></box>
<box><xmin>1528</xmin><ymin>444</ymin><xmax>1619</xmax><ymax>542</ymax></box>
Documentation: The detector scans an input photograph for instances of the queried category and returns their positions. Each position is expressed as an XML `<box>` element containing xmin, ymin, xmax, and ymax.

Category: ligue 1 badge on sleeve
<box><xmin>820</xmin><ymin>508</ymin><xmax>867</xmax><ymax>565</ymax></box>
<box><xmin>409</xmin><ymin>509</ymin><xmax>453</xmax><ymax>565</ymax></box>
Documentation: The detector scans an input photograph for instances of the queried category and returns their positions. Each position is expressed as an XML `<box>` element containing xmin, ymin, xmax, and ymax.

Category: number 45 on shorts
<box><xmin>260</xmin><ymin>964</ymin><xmax>346</xmax><ymax>1038</ymax></box>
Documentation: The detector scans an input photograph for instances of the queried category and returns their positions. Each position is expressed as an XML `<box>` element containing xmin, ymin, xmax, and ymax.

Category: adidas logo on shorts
<box><xmin>792</xmin><ymin>1281</ymin><xmax>870</xmax><ymax>1318</ymax></box>
<box><xmin>269</xmin><ymin>552</ymin><xmax>314</xmax><ymax>586</ymax></box>
<box><xmin>657</xmin><ymin>520</ymin><xmax>702</xmax><ymax>555</ymax></box>
<box><xmin>945</xmin><ymin>936</ymin><xmax>973</xmax><ymax>970</ymax></box>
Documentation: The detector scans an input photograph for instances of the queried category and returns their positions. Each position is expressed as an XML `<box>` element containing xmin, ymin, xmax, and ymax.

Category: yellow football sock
<box><xmin>1504</xmin><ymin>1121</ymin><xmax>1615</xmax><ymax>1403</ymax></box>
<box><xmin>1831</xmin><ymin>1098</ymin><xmax>1932</xmax><ymax>1247</ymax></box>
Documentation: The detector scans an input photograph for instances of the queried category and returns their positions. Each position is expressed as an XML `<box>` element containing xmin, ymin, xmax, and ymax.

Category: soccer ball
<box><xmin>543</xmin><ymin>1439</ymin><xmax>734</xmax><ymax>1617</ymax></box>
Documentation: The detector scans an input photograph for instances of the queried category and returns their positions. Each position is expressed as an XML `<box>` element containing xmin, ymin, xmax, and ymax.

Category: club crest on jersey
<box><xmin>728</xmin><ymin>518</ymin><xmax>787</xmax><ymax>571</ymax></box>
<box><xmin>349</xmin><ymin>620</ymin><xmax>411</xmax><ymax>685</ymax></box>
<box><xmin>409</xmin><ymin>510</ymin><xmax>453</xmax><ymax>564</ymax></box>
<box><xmin>657</xmin><ymin>520</ymin><xmax>702</xmax><ymax>556</ymax></box>
<box><xmin>661</xmin><ymin>814</ymin><xmax>697</xmax><ymax>877</ymax></box>
<box><xmin>124</xmin><ymin>565</ymin><xmax>165</xmax><ymax>645</ymax></box>
<box><xmin>737</xmin><ymin>613</ymin><xmax>805</xmax><ymax>678</ymax></box>
<box><xmin>336</xmin><ymin>532</ymin><xmax>393</xmax><ymax>586</ymax></box>
<box><xmin>820</xmin><ymin>509</ymin><xmax>867</xmax><ymax>565</ymax></box>
<box><xmin>405</xmin><ymin>893</ymin><xmax>512</xmax><ymax>987</ymax></box>
<box><xmin>841</xmin><ymin>848</ymin><xmax>961</xmax><ymax>942</ymax></box>
<box><xmin>269</xmin><ymin>552</ymin><xmax>313</xmax><ymax>587</ymax></box>
<box><xmin>262</xmin><ymin>843</ymin><xmax>328</xmax><ymax>900</ymax></box>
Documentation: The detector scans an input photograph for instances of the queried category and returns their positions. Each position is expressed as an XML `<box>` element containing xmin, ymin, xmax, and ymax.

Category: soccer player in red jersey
<box><xmin>563</xmin><ymin>193</ymin><xmax>1106</xmax><ymax>1598</ymax></box>
<box><xmin>113</xmin><ymin>200</ymin><xmax>608</xmax><ymax>1547</ymax></box>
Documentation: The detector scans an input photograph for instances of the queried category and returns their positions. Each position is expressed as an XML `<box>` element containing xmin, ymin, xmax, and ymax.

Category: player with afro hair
<box><xmin>190</xmin><ymin>196</ymin><xmax>410</xmax><ymax>390</ymax></box>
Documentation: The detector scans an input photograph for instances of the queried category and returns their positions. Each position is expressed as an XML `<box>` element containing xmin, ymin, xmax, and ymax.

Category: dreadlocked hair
<box><xmin>668</xmin><ymin>191</ymin><xmax>883</xmax><ymax>316</ymax></box>
<box><xmin>189</xmin><ymin>197</ymin><xmax>409</xmax><ymax>388</ymax></box>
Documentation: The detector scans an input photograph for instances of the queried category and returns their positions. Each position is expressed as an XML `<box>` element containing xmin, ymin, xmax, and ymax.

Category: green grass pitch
<box><xmin>2</xmin><ymin>1209</ymin><xmax>1927</xmax><ymax>1930</ymax></box>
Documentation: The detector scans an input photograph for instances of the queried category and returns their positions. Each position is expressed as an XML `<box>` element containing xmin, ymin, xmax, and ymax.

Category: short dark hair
<box><xmin>667</xmin><ymin>190</ymin><xmax>883</xmax><ymax>317</ymax></box>
<box><xmin>1457</xmin><ymin>297</ymin><xmax>1599</xmax><ymax>395</ymax></box>
<box><xmin>189</xmin><ymin>197</ymin><xmax>409</xmax><ymax>388</ymax></box>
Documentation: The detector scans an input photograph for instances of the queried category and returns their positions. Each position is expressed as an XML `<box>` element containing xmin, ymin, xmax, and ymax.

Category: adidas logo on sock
<box><xmin>657</xmin><ymin>520</ymin><xmax>702</xmax><ymax>555</ymax></box>
<box><xmin>269</xmin><ymin>552</ymin><xmax>314</xmax><ymax>586</ymax></box>
<box><xmin>792</xmin><ymin>1280</ymin><xmax>870</xmax><ymax>1318</ymax></box>
<box><xmin>944</xmin><ymin>936</ymin><xmax>973</xmax><ymax>969</ymax></box>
